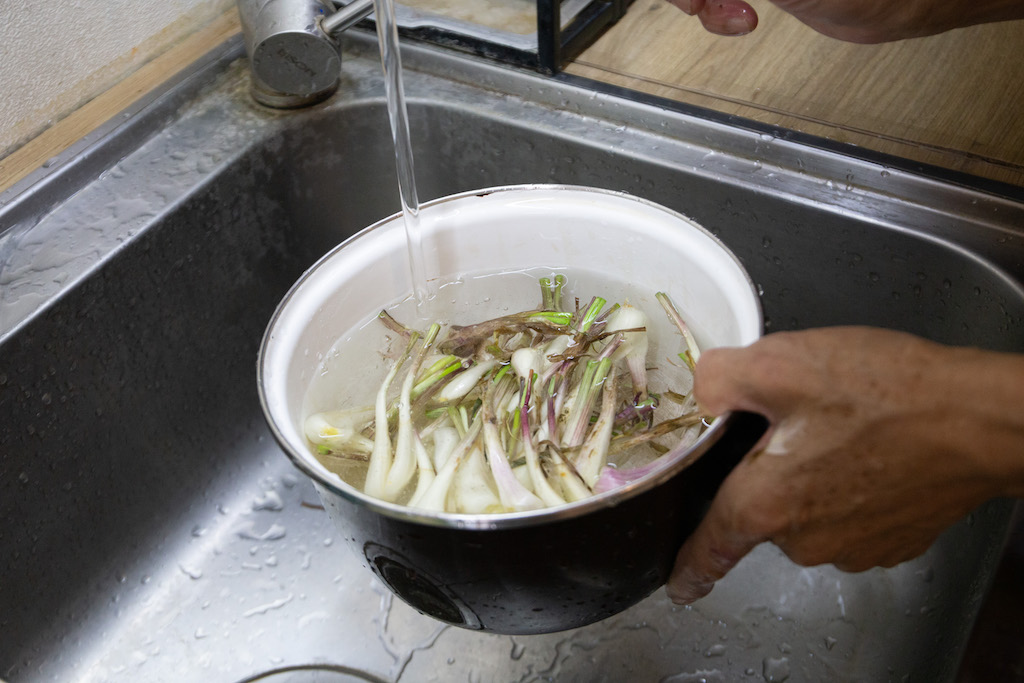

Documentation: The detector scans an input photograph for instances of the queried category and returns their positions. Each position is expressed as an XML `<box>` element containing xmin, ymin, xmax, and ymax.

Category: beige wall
<box><xmin>0</xmin><ymin>0</ymin><xmax>234</xmax><ymax>158</ymax></box>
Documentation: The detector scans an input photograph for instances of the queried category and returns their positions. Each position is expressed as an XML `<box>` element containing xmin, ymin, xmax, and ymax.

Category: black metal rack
<box><xmin>360</xmin><ymin>0</ymin><xmax>634</xmax><ymax>74</ymax></box>
<box><xmin>535</xmin><ymin>0</ymin><xmax>630</xmax><ymax>72</ymax></box>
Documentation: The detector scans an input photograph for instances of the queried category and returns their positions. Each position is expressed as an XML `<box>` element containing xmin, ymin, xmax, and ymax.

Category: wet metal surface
<box><xmin>2</xmin><ymin>32</ymin><xmax>1023</xmax><ymax>683</ymax></box>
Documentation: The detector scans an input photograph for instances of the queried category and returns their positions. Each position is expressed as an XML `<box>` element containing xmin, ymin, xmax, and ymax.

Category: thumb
<box><xmin>694</xmin><ymin>346</ymin><xmax>766</xmax><ymax>417</ymax></box>
<box><xmin>696</xmin><ymin>0</ymin><xmax>759</xmax><ymax>35</ymax></box>
<box><xmin>665</xmin><ymin>473</ymin><xmax>765</xmax><ymax>604</ymax></box>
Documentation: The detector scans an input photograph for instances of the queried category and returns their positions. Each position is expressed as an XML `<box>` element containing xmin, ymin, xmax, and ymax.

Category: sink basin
<box><xmin>2</xmin><ymin>31</ymin><xmax>1023</xmax><ymax>683</ymax></box>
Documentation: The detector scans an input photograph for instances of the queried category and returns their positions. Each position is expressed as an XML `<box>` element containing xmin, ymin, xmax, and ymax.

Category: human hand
<box><xmin>666</xmin><ymin>0</ymin><xmax>1024</xmax><ymax>43</ymax></box>
<box><xmin>666</xmin><ymin>326</ymin><xmax>1024</xmax><ymax>605</ymax></box>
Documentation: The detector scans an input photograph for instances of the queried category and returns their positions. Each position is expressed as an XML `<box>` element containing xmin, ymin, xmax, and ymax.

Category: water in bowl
<box><xmin>301</xmin><ymin>266</ymin><xmax>709</xmax><ymax>510</ymax></box>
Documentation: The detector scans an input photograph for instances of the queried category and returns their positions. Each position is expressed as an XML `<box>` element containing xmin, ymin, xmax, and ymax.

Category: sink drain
<box><xmin>235</xmin><ymin>664</ymin><xmax>391</xmax><ymax>683</ymax></box>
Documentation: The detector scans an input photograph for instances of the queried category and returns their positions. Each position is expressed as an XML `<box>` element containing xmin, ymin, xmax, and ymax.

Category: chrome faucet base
<box><xmin>238</xmin><ymin>0</ymin><xmax>373</xmax><ymax>108</ymax></box>
<box><xmin>250</xmin><ymin>79</ymin><xmax>340</xmax><ymax>109</ymax></box>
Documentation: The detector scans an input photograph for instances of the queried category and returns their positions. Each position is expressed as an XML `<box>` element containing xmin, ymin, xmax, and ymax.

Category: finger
<box><xmin>693</xmin><ymin>346</ymin><xmax>766</xmax><ymax>417</ymax></box>
<box><xmin>666</xmin><ymin>0</ymin><xmax>705</xmax><ymax>16</ymax></box>
<box><xmin>695</xmin><ymin>333</ymin><xmax>814</xmax><ymax>419</ymax></box>
<box><xmin>665</xmin><ymin>480</ymin><xmax>766</xmax><ymax>604</ymax></box>
<box><xmin>696</xmin><ymin>0</ymin><xmax>759</xmax><ymax>36</ymax></box>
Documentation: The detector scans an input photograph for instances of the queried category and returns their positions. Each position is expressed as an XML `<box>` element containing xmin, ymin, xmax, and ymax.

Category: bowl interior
<box><xmin>259</xmin><ymin>185</ymin><xmax>762</xmax><ymax>510</ymax></box>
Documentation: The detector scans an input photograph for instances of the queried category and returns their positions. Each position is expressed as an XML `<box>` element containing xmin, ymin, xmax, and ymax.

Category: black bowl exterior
<box><xmin>316</xmin><ymin>412</ymin><xmax>769</xmax><ymax>635</ymax></box>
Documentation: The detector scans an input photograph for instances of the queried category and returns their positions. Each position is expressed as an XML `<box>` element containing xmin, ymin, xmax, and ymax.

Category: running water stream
<box><xmin>373</xmin><ymin>0</ymin><xmax>434</xmax><ymax>317</ymax></box>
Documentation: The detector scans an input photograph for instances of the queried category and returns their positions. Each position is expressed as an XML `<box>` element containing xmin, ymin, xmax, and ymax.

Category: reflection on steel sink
<box><xmin>2</xmin><ymin>31</ymin><xmax>1023</xmax><ymax>683</ymax></box>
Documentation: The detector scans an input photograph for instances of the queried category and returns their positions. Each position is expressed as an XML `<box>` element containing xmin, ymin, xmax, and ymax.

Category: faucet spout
<box><xmin>237</xmin><ymin>0</ymin><xmax>376</xmax><ymax>108</ymax></box>
<box><xmin>322</xmin><ymin>0</ymin><xmax>375</xmax><ymax>35</ymax></box>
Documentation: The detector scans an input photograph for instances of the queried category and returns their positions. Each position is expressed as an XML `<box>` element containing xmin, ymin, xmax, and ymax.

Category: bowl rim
<box><xmin>257</xmin><ymin>183</ymin><xmax>763</xmax><ymax>530</ymax></box>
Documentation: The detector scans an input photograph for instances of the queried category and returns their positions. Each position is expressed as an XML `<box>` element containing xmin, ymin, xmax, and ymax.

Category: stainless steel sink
<box><xmin>2</xmin><ymin>31</ymin><xmax>1023</xmax><ymax>683</ymax></box>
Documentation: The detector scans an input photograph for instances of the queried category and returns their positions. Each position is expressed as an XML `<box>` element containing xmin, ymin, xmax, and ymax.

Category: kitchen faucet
<box><xmin>237</xmin><ymin>0</ymin><xmax>375</xmax><ymax>108</ymax></box>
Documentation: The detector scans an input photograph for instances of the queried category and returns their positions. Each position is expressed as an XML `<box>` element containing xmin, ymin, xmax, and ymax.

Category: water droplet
<box><xmin>253</xmin><ymin>490</ymin><xmax>284</xmax><ymax>511</ymax></box>
<box><xmin>237</xmin><ymin>522</ymin><xmax>287</xmax><ymax>541</ymax></box>
<box><xmin>704</xmin><ymin>643</ymin><xmax>727</xmax><ymax>657</ymax></box>
<box><xmin>243</xmin><ymin>594</ymin><xmax>294</xmax><ymax>617</ymax></box>
<box><xmin>179</xmin><ymin>564</ymin><xmax>203</xmax><ymax>580</ymax></box>
<box><xmin>762</xmin><ymin>657</ymin><xmax>790</xmax><ymax>682</ymax></box>
<box><xmin>510</xmin><ymin>639</ymin><xmax>526</xmax><ymax>660</ymax></box>
<box><xmin>824</xmin><ymin>636</ymin><xmax>837</xmax><ymax>651</ymax></box>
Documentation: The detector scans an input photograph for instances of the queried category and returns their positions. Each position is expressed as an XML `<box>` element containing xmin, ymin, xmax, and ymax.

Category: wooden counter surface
<box><xmin>0</xmin><ymin>11</ymin><xmax>242</xmax><ymax>194</ymax></box>
<box><xmin>567</xmin><ymin>0</ymin><xmax>1024</xmax><ymax>189</ymax></box>
<box><xmin>2</xmin><ymin>4</ymin><xmax>1023</xmax><ymax>193</ymax></box>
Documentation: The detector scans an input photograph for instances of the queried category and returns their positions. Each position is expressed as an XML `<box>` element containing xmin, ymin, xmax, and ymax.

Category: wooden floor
<box><xmin>567</xmin><ymin>0</ymin><xmax>1024</xmax><ymax>189</ymax></box>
